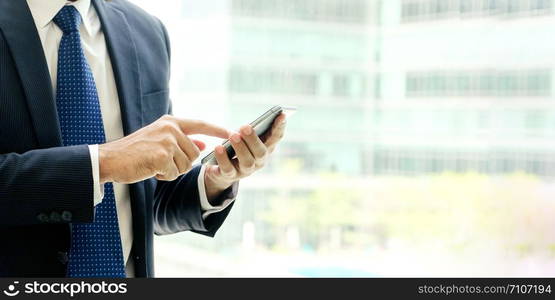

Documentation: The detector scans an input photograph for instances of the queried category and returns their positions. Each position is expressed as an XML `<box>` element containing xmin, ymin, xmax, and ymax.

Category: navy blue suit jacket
<box><xmin>0</xmin><ymin>0</ymin><xmax>233</xmax><ymax>277</ymax></box>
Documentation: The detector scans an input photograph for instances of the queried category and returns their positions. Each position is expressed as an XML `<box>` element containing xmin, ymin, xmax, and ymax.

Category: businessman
<box><xmin>0</xmin><ymin>0</ymin><xmax>287</xmax><ymax>277</ymax></box>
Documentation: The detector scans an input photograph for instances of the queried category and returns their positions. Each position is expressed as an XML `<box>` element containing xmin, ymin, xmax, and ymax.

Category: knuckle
<box><xmin>164</xmin><ymin>168</ymin><xmax>179</xmax><ymax>180</ymax></box>
<box><xmin>155</xmin><ymin>149</ymin><xmax>170</xmax><ymax>163</ymax></box>
<box><xmin>219</xmin><ymin>165</ymin><xmax>233</xmax><ymax>175</ymax></box>
<box><xmin>223</xmin><ymin>168</ymin><xmax>236</xmax><ymax>178</ymax></box>
<box><xmin>162</xmin><ymin>121</ymin><xmax>175</xmax><ymax>132</ymax></box>
<box><xmin>161</xmin><ymin>135</ymin><xmax>173</xmax><ymax>145</ymax></box>
<box><xmin>177</xmin><ymin>161</ymin><xmax>187</xmax><ymax>173</ymax></box>
<box><xmin>155</xmin><ymin>120</ymin><xmax>169</xmax><ymax>131</ymax></box>
<box><xmin>157</xmin><ymin>119</ymin><xmax>179</xmax><ymax>133</ymax></box>
<box><xmin>242</xmin><ymin>160</ymin><xmax>255</xmax><ymax>170</ymax></box>
<box><xmin>169</xmin><ymin>123</ymin><xmax>182</xmax><ymax>135</ymax></box>
<box><xmin>160</xmin><ymin>137</ymin><xmax>176</xmax><ymax>150</ymax></box>
<box><xmin>190</xmin><ymin>147</ymin><xmax>201</xmax><ymax>160</ymax></box>
<box><xmin>160</xmin><ymin>114</ymin><xmax>172</xmax><ymax>121</ymax></box>
<box><xmin>158</xmin><ymin>173</ymin><xmax>171</xmax><ymax>181</ymax></box>
<box><xmin>255</xmin><ymin>158</ymin><xmax>266</xmax><ymax>167</ymax></box>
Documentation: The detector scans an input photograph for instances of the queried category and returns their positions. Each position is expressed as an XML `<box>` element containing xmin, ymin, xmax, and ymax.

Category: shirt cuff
<box><xmin>88</xmin><ymin>144</ymin><xmax>104</xmax><ymax>207</ymax></box>
<box><xmin>197</xmin><ymin>164</ymin><xmax>236</xmax><ymax>219</ymax></box>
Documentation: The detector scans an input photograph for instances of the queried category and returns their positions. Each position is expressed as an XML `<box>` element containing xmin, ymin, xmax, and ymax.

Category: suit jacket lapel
<box><xmin>0</xmin><ymin>0</ymin><xmax>143</xmax><ymax>146</ymax></box>
<box><xmin>0</xmin><ymin>0</ymin><xmax>62</xmax><ymax>148</ymax></box>
<box><xmin>92</xmin><ymin>0</ymin><xmax>143</xmax><ymax>135</ymax></box>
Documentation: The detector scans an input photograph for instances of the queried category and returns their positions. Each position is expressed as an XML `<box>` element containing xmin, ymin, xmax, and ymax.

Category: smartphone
<box><xmin>201</xmin><ymin>105</ymin><xmax>297</xmax><ymax>165</ymax></box>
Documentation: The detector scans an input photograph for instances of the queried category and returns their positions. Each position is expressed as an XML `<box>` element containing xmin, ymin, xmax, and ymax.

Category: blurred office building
<box><xmin>132</xmin><ymin>0</ymin><xmax>555</xmax><ymax>277</ymax></box>
<box><xmin>374</xmin><ymin>0</ymin><xmax>555</xmax><ymax>177</ymax></box>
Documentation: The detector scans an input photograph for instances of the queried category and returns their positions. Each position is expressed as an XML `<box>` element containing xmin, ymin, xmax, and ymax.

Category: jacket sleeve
<box><xmin>152</xmin><ymin>165</ymin><xmax>236</xmax><ymax>237</ymax></box>
<box><xmin>0</xmin><ymin>145</ymin><xmax>94</xmax><ymax>226</ymax></box>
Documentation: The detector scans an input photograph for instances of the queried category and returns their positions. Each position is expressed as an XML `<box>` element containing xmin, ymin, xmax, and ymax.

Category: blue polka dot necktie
<box><xmin>54</xmin><ymin>6</ymin><xmax>126</xmax><ymax>278</ymax></box>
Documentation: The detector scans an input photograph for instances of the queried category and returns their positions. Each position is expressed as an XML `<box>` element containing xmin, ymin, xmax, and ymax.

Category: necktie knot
<box><xmin>53</xmin><ymin>5</ymin><xmax>81</xmax><ymax>34</ymax></box>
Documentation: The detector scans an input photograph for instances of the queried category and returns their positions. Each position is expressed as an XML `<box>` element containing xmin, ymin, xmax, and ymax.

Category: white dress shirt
<box><xmin>26</xmin><ymin>0</ymin><xmax>234</xmax><ymax>277</ymax></box>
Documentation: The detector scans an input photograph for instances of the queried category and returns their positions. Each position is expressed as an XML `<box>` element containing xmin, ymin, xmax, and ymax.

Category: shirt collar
<box><xmin>26</xmin><ymin>0</ymin><xmax>92</xmax><ymax>35</ymax></box>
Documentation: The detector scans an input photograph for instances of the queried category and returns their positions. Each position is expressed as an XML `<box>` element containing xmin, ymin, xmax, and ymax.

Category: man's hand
<box><xmin>204</xmin><ymin>113</ymin><xmax>287</xmax><ymax>201</ymax></box>
<box><xmin>99</xmin><ymin>115</ymin><xmax>230</xmax><ymax>184</ymax></box>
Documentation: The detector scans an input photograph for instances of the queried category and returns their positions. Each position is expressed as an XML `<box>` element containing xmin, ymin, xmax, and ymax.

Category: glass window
<box><xmin>128</xmin><ymin>0</ymin><xmax>555</xmax><ymax>278</ymax></box>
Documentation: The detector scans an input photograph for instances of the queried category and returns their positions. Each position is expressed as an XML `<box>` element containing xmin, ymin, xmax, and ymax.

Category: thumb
<box><xmin>191</xmin><ymin>139</ymin><xmax>206</xmax><ymax>151</ymax></box>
